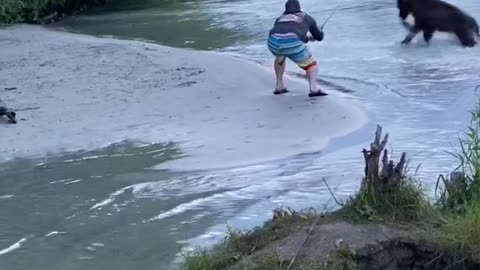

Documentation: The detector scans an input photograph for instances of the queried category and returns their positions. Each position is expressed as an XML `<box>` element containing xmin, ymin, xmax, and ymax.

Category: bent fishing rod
<box><xmin>320</xmin><ymin>1</ymin><xmax>342</xmax><ymax>30</ymax></box>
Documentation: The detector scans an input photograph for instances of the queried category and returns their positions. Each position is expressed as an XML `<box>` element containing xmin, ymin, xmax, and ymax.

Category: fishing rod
<box><xmin>320</xmin><ymin>1</ymin><xmax>342</xmax><ymax>30</ymax></box>
<box><xmin>320</xmin><ymin>12</ymin><xmax>335</xmax><ymax>30</ymax></box>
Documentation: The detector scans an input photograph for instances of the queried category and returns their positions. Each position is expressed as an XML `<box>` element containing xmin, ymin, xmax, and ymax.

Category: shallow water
<box><xmin>2</xmin><ymin>0</ymin><xmax>480</xmax><ymax>269</ymax></box>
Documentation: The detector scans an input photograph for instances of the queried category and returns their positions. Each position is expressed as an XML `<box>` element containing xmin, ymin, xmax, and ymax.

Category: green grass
<box><xmin>230</xmin><ymin>252</ymin><xmax>288</xmax><ymax>270</ymax></box>
<box><xmin>338</xmin><ymin>172</ymin><xmax>440</xmax><ymax>225</ymax></box>
<box><xmin>436</xmin><ymin>96</ymin><xmax>480</xmax><ymax>214</ymax></box>
<box><xmin>428</xmin><ymin>202</ymin><xmax>480</xmax><ymax>263</ymax></box>
<box><xmin>181</xmin><ymin>208</ymin><xmax>316</xmax><ymax>270</ymax></box>
<box><xmin>322</xmin><ymin>241</ymin><xmax>357</xmax><ymax>270</ymax></box>
<box><xmin>182</xmin><ymin>225</ymin><xmax>251</xmax><ymax>270</ymax></box>
<box><xmin>428</xmin><ymin>94</ymin><xmax>480</xmax><ymax>267</ymax></box>
<box><xmin>182</xmin><ymin>249</ymin><xmax>240</xmax><ymax>270</ymax></box>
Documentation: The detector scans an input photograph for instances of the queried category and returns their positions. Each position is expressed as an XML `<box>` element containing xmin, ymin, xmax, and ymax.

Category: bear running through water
<box><xmin>397</xmin><ymin>0</ymin><xmax>480</xmax><ymax>47</ymax></box>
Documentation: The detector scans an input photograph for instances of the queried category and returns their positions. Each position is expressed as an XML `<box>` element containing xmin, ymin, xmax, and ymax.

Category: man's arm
<box><xmin>306</xmin><ymin>14</ymin><xmax>324</xmax><ymax>41</ymax></box>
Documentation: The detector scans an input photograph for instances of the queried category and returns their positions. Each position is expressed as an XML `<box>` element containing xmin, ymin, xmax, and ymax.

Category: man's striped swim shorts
<box><xmin>267</xmin><ymin>32</ymin><xmax>317</xmax><ymax>70</ymax></box>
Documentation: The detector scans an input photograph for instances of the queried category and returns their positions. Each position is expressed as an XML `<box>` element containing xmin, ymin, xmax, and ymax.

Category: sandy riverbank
<box><xmin>0</xmin><ymin>24</ymin><xmax>367</xmax><ymax>170</ymax></box>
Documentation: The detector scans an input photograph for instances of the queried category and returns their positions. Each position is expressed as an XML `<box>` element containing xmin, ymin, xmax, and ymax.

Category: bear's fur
<box><xmin>397</xmin><ymin>0</ymin><xmax>479</xmax><ymax>47</ymax></box>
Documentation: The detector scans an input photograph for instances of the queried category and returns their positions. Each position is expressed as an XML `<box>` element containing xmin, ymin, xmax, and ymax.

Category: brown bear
<box><xmin>397</xmin><ymin>0</ymin><xmax>479</xmax><ymax>47</ymax></box>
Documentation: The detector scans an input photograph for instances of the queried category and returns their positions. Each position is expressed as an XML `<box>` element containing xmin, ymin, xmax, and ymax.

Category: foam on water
<box><xmin>44</xmin><ymin>231</ymin><xmax>66</xmax><ymax>237</ymax></box>
<box><xmin>0</xmin><ymin>238</ymin><xmax>28</xmax><ymax>256</ymax></box>
<box><xmin>90</xmin><ymin>186</ymin><xmax>134</xmax><ymax>210</ymax></box>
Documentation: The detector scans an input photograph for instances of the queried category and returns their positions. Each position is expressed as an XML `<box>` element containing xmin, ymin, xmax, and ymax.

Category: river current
<box><xmin>1</xmin><ymin>0</ymin><xmax>480</xmax><ymax>269</ymax></box>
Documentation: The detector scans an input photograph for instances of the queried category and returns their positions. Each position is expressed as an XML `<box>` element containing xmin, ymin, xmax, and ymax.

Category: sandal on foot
<box><xmin>273</xmin><ymin>89</ymin><xmax>289</xmax><ymax>95</ymax></box>
<box><xmin>308</xmin><ymin>90</ymin><xmax>328</xmax><ymax>97</ymax></box>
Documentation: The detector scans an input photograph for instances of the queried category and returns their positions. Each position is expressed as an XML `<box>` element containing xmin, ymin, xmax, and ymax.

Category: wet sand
<box><xmin>0</xmin><ymin>25</ymin><xmax>367</xmax><ymax>170</ymax></box>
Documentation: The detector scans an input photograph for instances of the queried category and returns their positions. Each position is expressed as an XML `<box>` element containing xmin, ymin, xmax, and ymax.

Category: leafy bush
<box><xmin>0</xmin><ymin>0</ymin><xmax>107</xmax><ymax>24</ymax></box>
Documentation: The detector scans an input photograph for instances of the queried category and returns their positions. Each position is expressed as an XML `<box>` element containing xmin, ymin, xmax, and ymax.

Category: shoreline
<box><xmin>181</xmin><ymin>124</ymin><xmax>480</xmax><ymax>270</ymax></box>
<box><xmin>0</xmin><ymin>24</ymin><xmax>368</xmax><ymax>170</ymax></box>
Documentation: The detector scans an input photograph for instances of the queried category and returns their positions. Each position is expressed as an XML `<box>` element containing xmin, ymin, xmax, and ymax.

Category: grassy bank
<box><xmin>182</xmin><ymin>95</ymin><xmax>480</xmax><ymax>269</ymax></box>
<box><xmin>0</xmin><ymin>0</ymin><xmax>110</xmax><ymax>24</ymax></box>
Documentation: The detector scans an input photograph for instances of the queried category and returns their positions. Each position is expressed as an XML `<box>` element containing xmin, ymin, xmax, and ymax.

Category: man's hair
<box><xmin>285</xmin><ymin>0</ymin><xmax>301</xmax><ymax>14</ymax></box>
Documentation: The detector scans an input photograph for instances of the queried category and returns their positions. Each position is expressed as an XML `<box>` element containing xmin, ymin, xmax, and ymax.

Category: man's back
<box><xmin>269</xmin><ymin>11</ymin><xmax>323</xmax><ymax>42</ymax></box>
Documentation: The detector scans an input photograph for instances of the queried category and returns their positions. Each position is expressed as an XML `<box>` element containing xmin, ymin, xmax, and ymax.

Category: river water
<box><xmin>2</xmin><ymin>0</ymin><xmax>480</xmax><ymax>269</ymax></box>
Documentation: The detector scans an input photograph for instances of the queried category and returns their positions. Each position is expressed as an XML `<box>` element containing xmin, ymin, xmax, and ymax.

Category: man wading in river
<box><xmin>268</xmin><ymin>0</ymin><xmax>327</xmax><ymax>97</ymax></box>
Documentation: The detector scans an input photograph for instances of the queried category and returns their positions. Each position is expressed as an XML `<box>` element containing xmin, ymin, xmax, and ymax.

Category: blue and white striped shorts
<box><xmin>267</xmin><ymin>33</ymin><xmax>317</xmax><ymax>70</ymax></box>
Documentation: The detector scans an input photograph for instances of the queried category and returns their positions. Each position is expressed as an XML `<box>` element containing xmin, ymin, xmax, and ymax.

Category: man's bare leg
<box><xmin>275</xmin><ymin>57</ymin><xmax>286</xmax><ymax>90</ymax></box>
<box><xmin>273</xmin><ymin>57</ymin><xmax>289</xmax><ymax>94</ymax></box>
<box><xmin>306</xmin><ymin>65</ymin><xmax>318</xmax><ymax>92</ymax></box>
<box><xmin>306</xmin><ymin>65</ymin><xmax>328</xmax><ymax>96</ymax></box>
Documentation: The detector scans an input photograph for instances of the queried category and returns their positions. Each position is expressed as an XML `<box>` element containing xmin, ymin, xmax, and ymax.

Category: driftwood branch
<box><xmin>362</xmin><ymin>125</ymin><xmax>407</xmax><ymax>195</ymax></box>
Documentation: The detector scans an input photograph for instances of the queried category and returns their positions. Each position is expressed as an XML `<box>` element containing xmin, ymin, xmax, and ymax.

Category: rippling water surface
<box><xmin>2</xmin><ymin>0</ymin><xmax>480</xmax><ymax>269</ymax></box>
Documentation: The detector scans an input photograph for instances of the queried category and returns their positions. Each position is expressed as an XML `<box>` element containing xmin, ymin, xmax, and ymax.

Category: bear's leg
<box><xmin>401</xmin><ymin>23</ymin><xmax>420</xmax><ymax>44</ymax></box>
<box><xmin>455</xmin><ymin>28</ymin><xmax>476</xmax><ymax>47</ymax></box>
<box><xmin>423</xmin><ymin>26</ymin><xmax>435</xmax><ymax>44</ymax></box>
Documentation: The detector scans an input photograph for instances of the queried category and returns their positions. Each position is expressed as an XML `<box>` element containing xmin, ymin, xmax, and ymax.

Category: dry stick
<box><xmin>322</xmin><ymin>177</ymin><xmax>344</xmax><ymax>206</ymax></box>
<box><xmin>286</xmin><ymin>214</ymin><xmax>321</xmax><ymax>270</ymax></box>
<box><xmin>286</xmin><ymin>179</ymin><xmax>339</xmax><ymax>270</ymax></box>
<box><xmin>425</xmin><ymin>251</ymin><xmax>446</xmax><ymax>269</ymax></box>
<box><xmin>446</xmin><ymin>257</ymin><xmax>467</xmax><ymax>270</ymax></box>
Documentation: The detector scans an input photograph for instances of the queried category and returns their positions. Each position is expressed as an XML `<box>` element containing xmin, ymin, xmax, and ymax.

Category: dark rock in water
<box><xmin>0</xmin><ymin>99</ymin><xmax>17</xmax><ymax>124</ymax></box>
<box><xmin>6</xmin><ymin>112</ymin><xmax>17</xmax><ymax>124</ymax></box>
